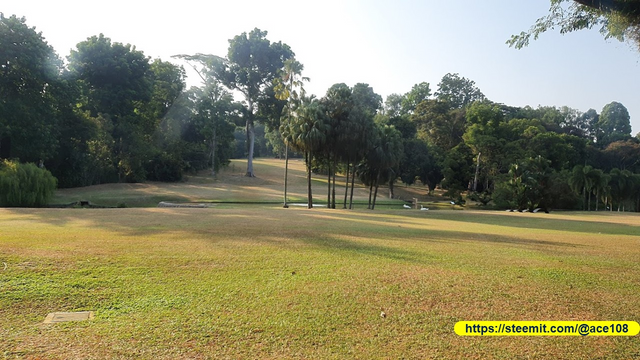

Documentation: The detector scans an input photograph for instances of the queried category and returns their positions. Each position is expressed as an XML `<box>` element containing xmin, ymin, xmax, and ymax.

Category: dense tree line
<box><xmin>2</xmin><ymin>14</ymin><xmax>639</xmax><ymax>211</ymax></box>
<box><xmin>380</xmin><ymin>77</ymin><xmax>640</xmax><ymax>212</ymax></box>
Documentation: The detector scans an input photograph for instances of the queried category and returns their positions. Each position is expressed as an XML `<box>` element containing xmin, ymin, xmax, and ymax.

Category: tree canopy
<box><xmin>508</xmin><ymin>0</ymin><xmax>640</xmax><ymax>49</ymax></box>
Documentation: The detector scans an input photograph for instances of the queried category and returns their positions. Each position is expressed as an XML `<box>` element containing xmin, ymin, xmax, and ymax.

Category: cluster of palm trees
<box><xmin>569</xmin><ymin>165</ymin><xmax>640</xmax><ymax>212</ymax></box>
<box><xmin>276</xmin><ymin>60</ymin><xmax>403</xmax><ymax>209</ymax></box>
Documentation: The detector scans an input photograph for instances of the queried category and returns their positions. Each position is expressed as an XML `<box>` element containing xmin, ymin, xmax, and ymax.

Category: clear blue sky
<box><xmin>6</xmin><ymin>0</ymin><xmax>640</xmax><ymax>134</ymax></box>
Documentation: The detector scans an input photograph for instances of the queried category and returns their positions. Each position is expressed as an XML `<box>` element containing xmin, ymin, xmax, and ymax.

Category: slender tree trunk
<box><xmin>368</xmin><ymin>182</ymin><xmax>373</xmax><ymax>209</ymax></box>
<box><xmin>283</xmin><ymin>142</ymin><xmax>289</xmax><ymax>208</ymax></box>
<box><xmin>343</xmin><ymin>162</ymin><xmax>350</xmax><ymax>209</ymax></box>
<box><xmin>211</xmin><ymin>128</ymin><xmax>217</xmax><ymax>176</ymax></box>
<box><xmin>473</xmin><ymin>152</ymin><xmax>481</xmax><ymax>192</ymax></box>
<box><xmin>245</xmin><ymin>100</ymin><xmax>255</xmax><ymax>177</ymax></box>
<box><xmin>389</xmin><ymin>170</ymin><xmax>395</xmax><ymax>199</ymax></box>
<box><xmin>587</xmin><ymin>190</ymin><xmax>591</xmax><ymax>211</ymax></box>
<box><xmin>306</xmin><ymin>152</ymin><xmax>312</xmax><ymax>209</ymax></box>
<box><xmin>331</xmin><ymin>158</ymin><xmax>337</xmax><ymax>209</ymax></box>
<box><xmin>327</xmin><ymin>158</ymin><xmax>331</xmax><ymax>209</ymax></box>
<box><xmin>349</xmin><ymin>167</ymin><xmax>356</xmax><ymax>209</ymax></box>
<box><xmin>582</xmin><ymin>188</ymin><xmax>586</xmax><ymax>210</ymax></box>
<box><xmin>595</xmin><ymin>189</ymin><xmax>599</xmax><ymax>211</ymax></box>
<box><xmin>372</xmin><ymin>174</ymin><xmax>380</xmax><ymax>210</ymax></box>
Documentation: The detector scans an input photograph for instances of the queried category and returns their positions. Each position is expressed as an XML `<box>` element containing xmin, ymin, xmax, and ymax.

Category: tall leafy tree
<box><xmin>435</xmin><ymin>73</ymin><xmax>485</xmax><ymax>109</ymax></box>
<box><xmin>281</xmin><ymin>97</ymin><xmax>328</xmax><ymax>208</ymax></box>
<box><xmin>68</xmin><ymin>34</ymin><xmax>153</xmax><ymax>182</ymax></box>
<box><xmin>322</xmin><ymin>83</ymin><xmax>353</xmax><ymax>209</ymax></box>
<box><xmin>208</xmin><ymin>28</ymin><xmax>294</xmax><ymax>177</ymax></box>
<box><xmin>345</xmin><ymin>83</ymin><xmax>380</xmax><ymax>208</ymax></box>
<box><xmin>193</xmin><ymin>84</ymin><xmax>237</xmax><ymax>176</ymax></box>
<box><xmin>173</xmin><ymin>54</ymin><xmax>237</xmax><ymax>176</ymax></box>
<box><xmin>569</xmin><ymin>165</ymin><xmax>590</xmax><ymax>210</ymax></box>
<box><xmin>597</xmin><ymin>101</ymin><xmax>632</xmax><ymax>146</ymax></box>
<box><xmin>384</xmin><ymin>93</ymin><xmax>406</xmax><ymax>117</ymax></box>
<box><xmin>411</xmin><ymin>99</ymin><xmax>465</xmax><ymax>151</ymax></box>
<box><xmin>360</xmin><ymin>125</ymin><xmax>403</xmax><ymax>209</ymax></box>
<box><xmin>401</xmin><ymin>82</ymin><xmax>431</xmax><ymax>114</ymax></box>
<box><xmin>275</xmin><ymin>58</ymin><xmax>308</xmax><ymax>207</ymax></box>
<box><xmin>0</xmin><ymin>14</ymin><xmax>62</xmax><ymax>161</ymax></box>
<box><xmin>609</xmin><ymin>168</ymin><xmax>634</xmax><ymax>211</ymax></box>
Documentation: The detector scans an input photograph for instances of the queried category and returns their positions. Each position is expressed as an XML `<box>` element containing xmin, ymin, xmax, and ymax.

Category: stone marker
<box><xmin>43</xmin><ymin>311</ymin><xmax>94</xmax><ymax>324</ymax></box>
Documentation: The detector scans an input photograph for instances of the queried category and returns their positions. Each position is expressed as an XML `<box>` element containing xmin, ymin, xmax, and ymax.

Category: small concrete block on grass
<box><xmin>43</xmin><ymin>311</ymin><xmax>94</xmax><ymax>324</ymax></box>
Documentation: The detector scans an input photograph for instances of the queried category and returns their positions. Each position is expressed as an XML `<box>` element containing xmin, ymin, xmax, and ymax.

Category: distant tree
<box><xmin>206</xmin><ymin>28</ymin><xmax>294</xmax><ymax>177</ymax></box>
<box><xmin>275</xmin><ymin>58</ymin><xmax>308</xmax><ymax>208</ymax></box>
<box><xmin>442</xmin><ymin>142</ymin><xmax>474</xmax><ymax>200</ymax></box>
<box><xmin>597</xmin><ymin>101</ymin><xmax>632</xmax><ymax>146</ymax></box>
<box><xmin>386</xmin><ymin>115</ymin><xmax>417</xmax><ymax>139</ymax></box>
<box><xmin>401</xmin><ymin>82</ymin><xmax>431</xmax><ymax>114</ymax></box>
<box><xmin>0</xmin><ymin>14</ymin><xmax>62</xmax><ymax>161</ymax></box>
<box><xmin>504</xmin><ymin>156</ymin><xmax>554</xmax><ymax>212</ymax></box>
<box><xmin>576</xmin><ymin>108</ymin><xmax>600</xmax><ymax>141</ymax></box>
<box><xmin>281</xmin><ymin>97</ymin><xmax>328</xmax><ymax>208</ymax></box>
<box><xmin>192</xmin><ymin>84</ymin><xmax>237</xmax><ymax>176</ymax></box>
<box><xmin>603</xmin><ymin>140</ymin><xmax>640</xmax><ymax>172</ymax></box>
<box><xmin>361</xmin><ymin>125</ymin><xmax>403</xmax><ymax>209</ymax></box>
<box><xmin>343</xmin><ymin>83</ymin><xmax>379</xmax><ymax>209</ymax></box>
<box><xmin>68</xmin><ymin>34</ymin><xmax>153</xmax><ymax>182</ymax></box>
<box><xmin>435</xmin><ymin>73</ymin><xmax>485</xmax><ymax>109</ymax></box>
<box><xmin>411</xmin><ymin>99</ymin><xmax>465</xmax><ymax>151</ymax></box>
<box><xmin>399</xmin><ymin>138</ymin><xmax>443</xmax><ymax>194</ymax></box>
<box><xmin>384</xmin><ymin>93</ymin><xmax>406</xmax><ymax>117</ymax></box>
<box><xmin>322</xmin><ymin>83</ymin><xmax>354</xmax><ymax>208</ymax></box>
<box><xmin>569</xmin><ymin>165</ymin><xmax>593</xmax><ymax>210</ymax></box>
<box><xmin>463</xmin><ymin>102</ymin><xmax>506</xmax><ymax>190</ymax></box>
<box><xmin>609</xmin><ymin>168</ymin><xmax>634</xmax><ymax>211</ymax></box>
<box><xmin>508</xmin><ymin>0</ymin><xmax>640</xmax><ymax>50</ymax></box>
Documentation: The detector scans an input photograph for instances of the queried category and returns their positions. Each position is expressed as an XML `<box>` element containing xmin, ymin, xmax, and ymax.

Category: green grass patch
<box><xmin>1</xmin><ymin>207</ymin><xmax>639</xmax><ymax>358</ymax></box>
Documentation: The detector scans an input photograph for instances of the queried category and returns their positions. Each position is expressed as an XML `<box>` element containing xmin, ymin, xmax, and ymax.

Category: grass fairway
<box><xmin>52</xmin><ymin>158</ymin><xmax>397</xmax><ymax>208</ymax></box>
<box><xmin>1</xmin><ymin>207</ymin><xmax>639</xmax><ymax>359</ymax></box>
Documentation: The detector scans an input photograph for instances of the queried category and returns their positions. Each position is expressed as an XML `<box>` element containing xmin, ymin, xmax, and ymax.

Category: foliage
<box><xmin>145</xmin><ymin>152</ymin><xmax>184</xmax><ymax>182</ymax></box>
<box><xmin>412</xmin><ymin>99</ymin><xmax>465</xmax><ymax>151</ymax></box>
<box><xmin>0</xmin><ymin>160</ymin><xmax>57</xmax><ymax>207</ymax></box>
<box><xmin>597</xmin><ymin>101</ymin><xmax>632</xmax><ymax>146</ymax></box>
<box><xmin>435</xmin><ymin>73</ymin><xmax>485</xmax><ymax>109</ymax></box>
<box><xmin>204</xmin><ymin>28</ymin><xmax>294</xmax><ymax>177</ymax></box>
<box><xmin>508</xmin><ymin>0</ymin><xmax>640</xmax><ymax>49</ymax></box>
<box><xmin>68</xmin><ymin>34</ymin><xmax>155</xmax><ymax>182</ymax></box>
<box><xmin>401</xmin><ymin>82</ymin><xmax>431</xmax><ymax>114</ymax></box>
<box><xmin>442</xmin><ymin>143</ymin><xmax>474</xmax><ymax>198</ymax></box>
<box><xmin>0</xmin><ymin>14</ymin><xmax>62</xmax><ymax>161</ymax></box>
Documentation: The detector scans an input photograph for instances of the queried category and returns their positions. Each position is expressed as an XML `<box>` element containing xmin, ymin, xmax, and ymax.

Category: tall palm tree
<box><xmin>609</xmin><ymin>168</ymin><xmax>634</xmax><ymax>212</ymax></box>
<box><xmin>593</xmin><ymin>170</ymin><xmax>609</xmax><ymax>211</ymax></box>
<box><xmin>275</xmin><ymin>59</ymin><xmax>309</xmax><ymax>208</ymax></box>
<box><xmin>583</xmin><ymin>166</ymin><xmax>599</xmax><ymax>211</ymax></box>
<box><xmin>569</xmin><ymin>165</ymin><xmax>592</xmax><ymax>210</ymax></box>
<box><xmin>282</xmin><ymin>96</ymin><xmax>328</xmax><ymax>208</ymax></box>
<box><xmin>361</xmin><ymin>125</ymin><xmax>403</xmax><ymax>210</ymax></box>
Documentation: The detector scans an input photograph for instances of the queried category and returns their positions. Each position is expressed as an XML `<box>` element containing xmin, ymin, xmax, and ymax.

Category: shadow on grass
<box><xmin>413</xmin><ymin>211</ymin><xmax>640</xmax><ymax>237</ymax></box>
<box><xmin>0</xmin><ymin>208</ymin><xmax>588</xmax><ymax>268</ymax></box>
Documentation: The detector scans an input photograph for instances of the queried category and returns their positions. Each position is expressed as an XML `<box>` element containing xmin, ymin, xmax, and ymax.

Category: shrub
<box><xmin>0</xmin><ymin>160</ymin><xmax>58</xmax><ymax>207</ymax></box>
<box><xmin>145</xmin><ymin>152</ymin><xmax>184</xmax><ymax>182</ymax></box>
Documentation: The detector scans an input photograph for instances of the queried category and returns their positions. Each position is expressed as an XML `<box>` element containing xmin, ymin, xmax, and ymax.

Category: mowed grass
<box><xmin>1</xmin><ymin>207</ymin><xmax>639</xmax><ymax>359</ymax></box>
<box><xmin>52</xmin><ymin>158</ymin><xmax>404</xmax><ymax>208</ymax></box>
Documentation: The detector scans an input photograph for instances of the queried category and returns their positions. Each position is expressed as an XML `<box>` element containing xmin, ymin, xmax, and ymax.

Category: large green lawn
<box><xmin>1</xmin><ymin>206</ymin><xmax>639</xmax><ymax>359</ymax></box>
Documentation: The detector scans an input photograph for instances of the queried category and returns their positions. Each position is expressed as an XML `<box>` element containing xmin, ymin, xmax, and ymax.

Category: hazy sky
<box><xmin>5</xmin><ymin>0</ymin><xmax>640</xmax><ymax>133</ymax></box>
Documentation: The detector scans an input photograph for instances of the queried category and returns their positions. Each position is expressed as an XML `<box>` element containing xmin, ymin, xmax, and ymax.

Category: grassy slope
<box><xmin>1</xmin><ymin>205</ymin><xmax>639</xmax><ymax>359</ymax></box>
<box><xmin>52</xmin><ymin>159</ymin><xmax>414</xmax><ymax>208</ymax></box>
